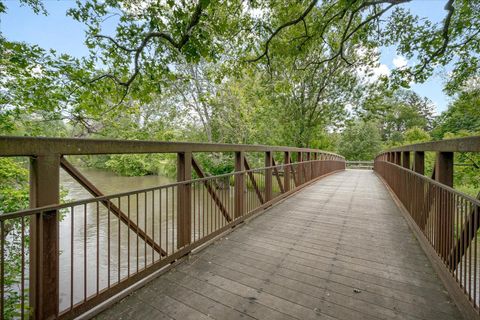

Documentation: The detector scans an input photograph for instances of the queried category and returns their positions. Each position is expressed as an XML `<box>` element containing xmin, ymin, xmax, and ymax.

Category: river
<box><xmin>58</xmin><ymin>167</ymin><xmax>176</xmax><ymax>312</ymax></box>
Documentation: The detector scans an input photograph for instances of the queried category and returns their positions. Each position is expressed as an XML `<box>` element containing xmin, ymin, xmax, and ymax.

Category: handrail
<box><xmin>377</xmin><ymin>161</ymin><xmax>480</xmax><ymax>206</ymax></box>
<box><xmin>0</xmin><ymin>136</ymin><xmax>345</xmax><ymax>157</ymax></box>
<box><xmin>378</xmin><ymin>135</ymin><xmax>480</xmax><ymax>153</ymax></box>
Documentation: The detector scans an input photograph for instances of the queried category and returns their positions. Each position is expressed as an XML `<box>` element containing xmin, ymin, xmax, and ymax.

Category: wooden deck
<box><xmin>96</xmin><ymin>170</ymin><xmax>462</xmax><ymax>320</ymax></box>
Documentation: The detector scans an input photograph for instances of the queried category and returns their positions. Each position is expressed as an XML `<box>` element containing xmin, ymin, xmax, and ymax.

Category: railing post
<box><xmin>435</xmin><ymin>152</ymin><xmax>453</xmax><ymax>186</ymax></box>
<box><xmin>306</xmin><ymin>152</ymin><xmax>311</xmax><ymax>181</ymax></box>
<box><xmin>265</xmin><ymin>151</ymin><xmax>273</xmax><ymax>202</ymax></box>
<box><xmin>29</xmin><ymin>154</ymin><xmax>60</xmax><ymax>319</ymax></box>
<box><xmin>435</xmin><ymin>151</ymin><xmax>454</xmax><ymax>259</ymax></box>
<box><xmin>177</xmin><ymin>152</ymin><xmax>192</xmax><ymax>248</ymax></box>
<box><xmin>312</xmin><ymin>153</ymin><xmax>318</xmax><ymax>178</ymax></box>
<box><xmin>297</xmin><ymin>152</ymin><xmax>303</xmax><ymax>184</ymax></box>
<box><xmin>394</xmin><ymin>152</ymin><xmax>401</xmax><ymax>165</ymax></box>
<box><xmin>284</xmin><ymin>151</ymin><xmax>291</xmax><ymax>192</ymax></box>
<box><xmin>413</xmin><ymin>151</ymin><xmax>425</xmax><ymax>175</ymax></box>
<box><xmin>402</xmin><ymin>151</ymin><xmax>410</xmax><ymax>169</ymax></box>
<box><xmin>234</xmin><ymin>152</ymin><xmax>245</xmax><ymax>218</ymax></box>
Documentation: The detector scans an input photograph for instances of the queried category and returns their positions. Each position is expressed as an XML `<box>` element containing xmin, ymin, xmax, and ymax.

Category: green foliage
<box><xmin>337</xmin><ymin>121</ymin><xmax>382</xmax><ymax>161</ymax></box>
<box><xmin>105</xmin><ymin>154</ymin><xmax>155</xmax><ymax>176</ymax></box>
<box><xmin>0</xmin><ymin>157</ymin><xmax>30</xmax><ymax>317</ymax></box>
<box><xmin>193</xmin><ymin>153</ymin><xmax>234</xmax><ymax>176</ymax></box>
<box><xmin>402</xmin><ymin>127</ymin><xmax>431</xmax><ymax>144</ymax></box>
<box><xmin>432</xmin><ymin>90</ymin><xmax>480</xmax><ymax>139</ymax></box>
<box><xmin>0</xmin><ymin>158</ymin><xmax>29</xmax><ymax>214</ymax></box>
<box><xmin>360</xmin><ymin>89</ymin><xmax>435</xmax><ymax>142</ymax></box>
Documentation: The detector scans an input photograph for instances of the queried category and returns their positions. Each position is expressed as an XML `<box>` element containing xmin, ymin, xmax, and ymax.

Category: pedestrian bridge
<box><xmin>0</xmin><ymin>136</ymin><xmax>479</xmax><ymax>319</ymax></box>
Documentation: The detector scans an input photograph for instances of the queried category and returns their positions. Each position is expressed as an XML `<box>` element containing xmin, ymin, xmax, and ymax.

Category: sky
<box><xmin>1</xmin><ymin>0</ymin><xmax>454</xmax><ymax>114</ymax></box>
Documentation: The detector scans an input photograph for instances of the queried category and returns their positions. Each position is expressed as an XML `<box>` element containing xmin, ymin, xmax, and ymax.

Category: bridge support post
<box><xmin>177</xmin><ymin>152</ymin><xmax>192</xmax><ymax>248</ymax></box>
<box><xmin>265</xmin><ymin>151</ymin><xmax>273</xmax><ymax>202</ymax></box>
<box><xmin>413</xmin><ymin>151</ymin><xmax>425</xmax><ymax>175</ymax></box>
<box><xmin>394</xmin><ymin>152</ymin><xmax>401</xmax><ymax>165</ymax></box>
<box><xmin>29</xmin><ymin>154</ymin><xmax>60</xmax><ymax>319</ymax></box>
<box><xmin>234</xmin><ymin>152</ymin><xmax>245</xmax><ymax>218</ymax></box>
<box><xmin>435</xmin><ymin>152</ymin><xmax>454</xmax><ymax>260</ymax></box>
<box><xmin>307</xmin><ymin>153</ymin><xmax>311</xmax><ymax>179</ymax></box>
<box><xmin>297</xmin><ymin>152</ymin><xmax>303</xmax><ymax>185</ymax></box>
<box><xmin>402</xmin><ymin>151</ymin><xmax>410</xmax><ymax>169</ymax></box>
<box><xmin>284</xmin><ymin>152</ymin><xmax>291</xmax><ymax>192</ymax></box>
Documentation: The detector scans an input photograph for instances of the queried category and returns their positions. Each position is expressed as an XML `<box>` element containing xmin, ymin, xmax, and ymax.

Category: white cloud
<box><xmin>393</xmin><ymin>55</ymin><xmax>408</xmax><ymax>68</ymax></box>
<box><xmin>373</xmin><ymin>64</ymin><xmax>391</xmax><ymax>77</ymax></box>
<box><xmin>355</xmin><ymin>63</ymin><xmax>390</xmax><ymax>85</ymax></box>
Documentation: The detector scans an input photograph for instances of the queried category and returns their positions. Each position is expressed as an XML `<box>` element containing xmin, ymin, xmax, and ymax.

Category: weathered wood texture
<box><xmin>96</xmin><ymin>170</ymin><xmax>462</xmax><ymax>320</ymax></box>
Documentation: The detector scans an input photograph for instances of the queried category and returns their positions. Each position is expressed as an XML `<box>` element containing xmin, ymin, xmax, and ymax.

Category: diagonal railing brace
<box><xmin>243</xmin><ymin>157</ymin><xmax>265</xmax><ymax>204</ymax></box>
<box><xmin>60</xmin><ymin>157</ymin><xmax>167</xmax><ymax>256</ymax></box>
<box><xmin>191</xmin><ymin>156</ymin><xmax>232</xmax><ymax>222</ymax></box>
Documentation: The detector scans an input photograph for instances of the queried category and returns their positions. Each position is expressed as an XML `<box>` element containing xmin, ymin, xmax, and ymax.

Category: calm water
<box><xmin>58</xmin><ymin>167</ymin><xmax>176</xmax><ymax>311</ymax></box>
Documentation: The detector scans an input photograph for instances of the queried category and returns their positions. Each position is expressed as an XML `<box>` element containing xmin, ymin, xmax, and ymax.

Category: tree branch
<box><xmin>248</xmin><ymin>0</ymin><xmax>319</xmax><ymax>63</ymax></box>
<box><xmin>90</xmin><ymin>1</ymin><xmax>206</xmax><ymax>91</ymax></box>
<box><xmin>413</xmin><ymin>0</ymin><xmax>455</xmax><ymax>77</ymax></box>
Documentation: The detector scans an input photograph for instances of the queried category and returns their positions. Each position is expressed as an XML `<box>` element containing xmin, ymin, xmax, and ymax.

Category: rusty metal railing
<box><xmin>0</xmin><ymin>136</ymin><xmax>345</xmax><ymax>319</ymax></box>
<box><xmin>374</xmin><ymin>136</ymin><xmax>480</xmax><ymax>318</ymax></box>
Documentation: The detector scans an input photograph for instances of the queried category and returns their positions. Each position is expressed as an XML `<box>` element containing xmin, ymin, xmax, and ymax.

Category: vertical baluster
<box><xmin>21</xmin><ymin>216</ymin><xmax>25</xmax><ymax>319</ymax></box>
<box><xmin>136</xmin><ymin>194</ymin><xmax>139</xmax><ymax>271</ymax></box>
<box><xmin>171</xmin><ymin>186</ymin><xmax>174</xmax><ymax>253</ymax></box>
<box><xmin>474</xmin><ymin>204</ymin><xmax>478</xmax><ymax>308</ymax></box>
<box><xmin>84</xmin><ymin>203</ymin><xmax>87</xmax><ymax>301</ymax></box>
<box><xmin>144</xmin><ymin>192</ymin><xmax>147</xmax><ymax>266</ymax></box>
<box><xmin>152</xmin><ymin>190</ymin><xmax>155</xmax><ymax>262</ymax></box>
<box><xmin>116</xmin><ymin>198</ymin><xmax>120</xmax><ymax>281</ymax></box>
<box><xmin>159</xmin><ymin>189</ymin><xmax>162</xmax><ymax>257</ymax></box>
<box><xmin>107</xmin><ymin>202</ymin><xmax>111</xmax><ymax>288</ymax></box>
<box><xmin>1</xmin><ymin>220</ymin><xmax>4</xmax><ymax>319</ymax></box>
<box><xmin>71</xmin><ymin>207</ymin><xmax>74</xmax><ymax>308</ymax></box>
<box><xmin>96</xmin><ymin>202</ymin><xmax>99</xmax><ymax>295</ymax></box>
<box><xmin>165</xmin><ymin>188</ymin><xmax>169</xmax><ymax>257</ymax></box>
<box><xmin>127</xmin><ymin>195</ymin><xmax>131</xmax><ymax>275</ymax></box>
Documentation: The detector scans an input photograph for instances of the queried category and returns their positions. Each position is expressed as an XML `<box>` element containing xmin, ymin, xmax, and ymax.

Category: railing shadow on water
<box><xmin>0</xmin><ymin>136</ymin><xmax>345</xmax><ymax>319</ymax></box>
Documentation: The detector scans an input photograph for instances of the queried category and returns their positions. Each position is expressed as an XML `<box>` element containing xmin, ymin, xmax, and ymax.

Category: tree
<box><xmin>432</xmin><ymin>89</ymin><xmax>480</xmax><ymax>139</ymax></box>
<box><xmin>359</xmin><ymin>89</ymin><xmax>435</xmax><ymax>142</ymax></box>
<box><xmin>337</xmin><ymin>121</ymin><xmax>382</xmax><ymax>160</ymax></box>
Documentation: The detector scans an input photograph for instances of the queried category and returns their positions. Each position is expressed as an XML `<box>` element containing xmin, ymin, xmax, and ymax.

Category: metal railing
<box><xmin>0</xmin><ymin>136</ymin><xmax>345</xmax><ymax>319</ymax></box>
<box><xmin>374</xmin><ymin>136</ymin><xmax>480</xmax><ymax>318</ymax></box>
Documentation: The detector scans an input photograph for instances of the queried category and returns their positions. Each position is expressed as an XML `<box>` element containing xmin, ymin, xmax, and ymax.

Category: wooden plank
<box><xmin>165</xmin><ymin>270</ymin><xmax>296</xmax><ymax>320</ymax></box>
<box><xmin>152</xmin><ymin>278</ymin><xmax>254</xmax><ymax>320</ymax></box>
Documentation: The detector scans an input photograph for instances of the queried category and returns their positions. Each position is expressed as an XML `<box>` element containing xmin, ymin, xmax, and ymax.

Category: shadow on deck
<box><xmin>95</xmin><ymin>170</ymin><xmax>461</xmax><ymax>320</ymax></box>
